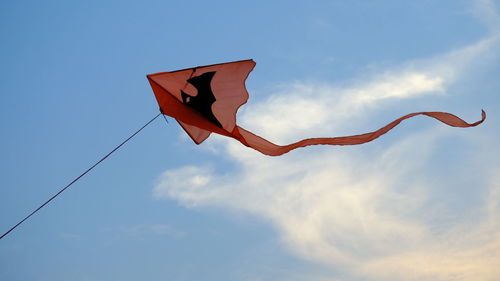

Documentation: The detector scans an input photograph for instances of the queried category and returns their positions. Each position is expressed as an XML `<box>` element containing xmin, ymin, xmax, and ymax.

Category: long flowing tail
<box><xmin>232</xmin><ymin>110</ymin><xmax>486</xmax><ymax>156</ymax></box>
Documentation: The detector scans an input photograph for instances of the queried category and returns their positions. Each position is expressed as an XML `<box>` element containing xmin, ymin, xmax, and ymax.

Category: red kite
<box><xmin>147</xmin><ymin>59</ymin><xmax>485</xmax><ymax>156</ymax></box>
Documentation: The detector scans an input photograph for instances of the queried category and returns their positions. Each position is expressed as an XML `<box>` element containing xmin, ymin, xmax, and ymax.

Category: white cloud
<box><xmin>153</xmin><ymin>7</ymin><xmax>500</xmax><ymax>281</ymax></box>
<box><xmin>360</xmin><ymin>175</ymin><xmax>500</xmax><ymax>281</ymax></box>
<box><xmin>153</xmin><ymin>166</ymin><xmax>215</xmax><ymax>206</ymax></box>
<box><xmin>156</xmin><ymin>126</ymin><xmax>500</xmax><ymax>280</ymax></box>
<box><xmin>349</xmin><ymin>72</ymin><xmax>444</xmax><ymax>103</ymax></box>
<box><xmin>237</xmin><ymin>73</ymin><xmax>446</xmax><ymax>144</ymax></box>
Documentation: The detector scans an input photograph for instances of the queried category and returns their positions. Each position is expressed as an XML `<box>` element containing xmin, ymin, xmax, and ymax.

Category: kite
<box><xmin>147</xmin><ymin>59</ymin><xmax>485</xmax><ymax>156</ymax></box>
<box><xmin>0</xmin><ymin>59</ymin><xmax>487</xmax><ymax>240</ymax></box>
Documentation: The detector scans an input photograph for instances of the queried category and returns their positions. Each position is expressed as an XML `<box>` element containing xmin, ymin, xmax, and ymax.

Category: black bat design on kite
<box><xmin>180</xmin><ymin>71</ymin><xmax>223</xmax><ymax>128</ymax></box>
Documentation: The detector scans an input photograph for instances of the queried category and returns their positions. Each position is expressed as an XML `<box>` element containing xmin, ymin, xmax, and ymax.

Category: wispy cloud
<box><xmin>471</xmin><ymin>0</ymin><xmax>500</xmax><ymax>32</ymax></box>
<box><xmin>153</xmin><ymin>4</ymin><xmax>500</xmax><ymax>280</ymax></box>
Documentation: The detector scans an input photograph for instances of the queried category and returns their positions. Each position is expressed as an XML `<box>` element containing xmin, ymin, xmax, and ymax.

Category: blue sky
<box><xmin>1</xmin><ymin>0</ymin><xmax>499</xmax><ymax>280</ymax></box>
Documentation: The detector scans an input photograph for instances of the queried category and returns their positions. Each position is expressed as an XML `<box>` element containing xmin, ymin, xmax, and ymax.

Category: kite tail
<box><xmin>233</xmin><ymin>110</ymin><xmax>486</xmax><ymax>156</ymax></box>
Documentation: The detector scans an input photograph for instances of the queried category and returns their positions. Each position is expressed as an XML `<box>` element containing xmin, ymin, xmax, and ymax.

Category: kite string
<box><xmin>162</xmin><ymin>113</ymin><xmax>169</xmax><ymax>124</ymax></box>
<box><xmin>0</xmin><ymin>112</ymin><xmax>162</xmax><ymax>240</ymax></box>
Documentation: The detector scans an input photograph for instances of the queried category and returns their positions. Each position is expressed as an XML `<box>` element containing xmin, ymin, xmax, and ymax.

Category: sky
<box><xmin>0</xmin><ymin>0</ymin><xmax>499</xmax><ymax>280</ymax></box>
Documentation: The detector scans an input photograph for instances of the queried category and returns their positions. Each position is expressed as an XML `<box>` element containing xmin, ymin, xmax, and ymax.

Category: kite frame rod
<box><xmin>0</xmin><ymin>112</ymin><xmax>162</xmax><ymax>240</ymax></box>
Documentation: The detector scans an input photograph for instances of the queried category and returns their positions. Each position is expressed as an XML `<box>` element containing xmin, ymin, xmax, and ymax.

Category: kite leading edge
<box><xmin>147</xmin><ymin>59</ymin><xmax>486</xmax><ymax>156</ymax></box>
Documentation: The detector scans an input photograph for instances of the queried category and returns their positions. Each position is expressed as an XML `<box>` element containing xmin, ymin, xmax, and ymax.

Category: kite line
<box><xmin>0</xmin><ymin>113</ymin><xmax>162</xmax><ymax>240</ymax></box>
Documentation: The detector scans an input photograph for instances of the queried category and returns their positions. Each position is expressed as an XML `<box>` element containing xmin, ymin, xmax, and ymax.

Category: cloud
<box><xmin>153</xmin><ymin>166</ymin><xmax>214</xmax><ymax>206</ymax></box>
<box><xmin>235</xmin><ymin>72</ymin><xmax>446</xmax><ymax>144</ymax></box>
<box><xmin>152</xmin><ymin>7</ymin><xmax>500</xmax><ymax>281</ymax></box>
<box><xmin>360</xmin><ymin>175</ymin><xmax>500</xmax><ymax>281</ymax></box>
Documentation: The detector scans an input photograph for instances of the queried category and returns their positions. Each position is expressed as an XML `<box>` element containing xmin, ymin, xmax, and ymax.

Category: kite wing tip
<box><xmin>247</xmin><ymin>59</ymin><xmax>257</xmax><ymax>67</ymax></box>
<box><xmin>473</xmin><ymin>109</ymin><xmax>487</xmax><ymax>127</ymax></box>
